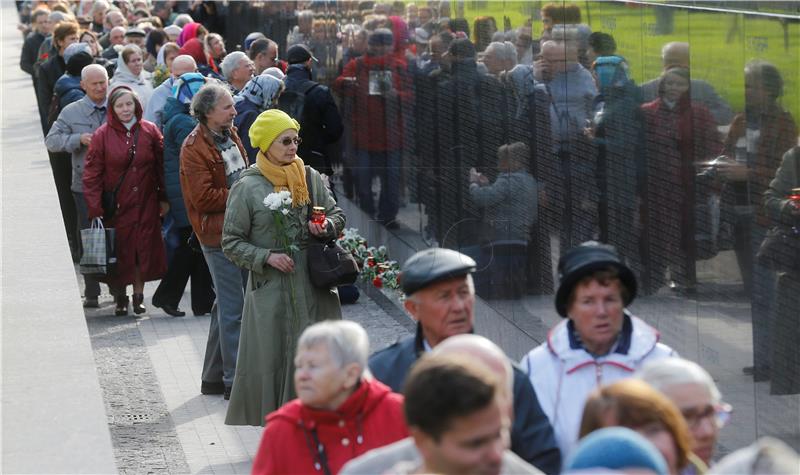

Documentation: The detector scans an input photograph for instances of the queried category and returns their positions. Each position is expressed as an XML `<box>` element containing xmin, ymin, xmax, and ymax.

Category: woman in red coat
<box><xmin>83</xmin><ymin>86</ymin><xmax>168</xmax><ymax>316</ymax></box>
<box><xmin>252</xmin><ymin>321</ymin><xmax>408</xmax><ymax>475</ymax></box>
<box><xmin>641</xmin><ymin>67</ymin><xmax>722</xmax><ymax>294</ymax></box>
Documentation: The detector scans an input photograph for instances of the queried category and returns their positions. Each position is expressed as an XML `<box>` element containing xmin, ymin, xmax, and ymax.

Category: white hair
<box><xmin>173</xmin><ymin>13</ymin><xmax>194</xmax><ymax>28</ymax></box>
<box><xmin>297</xmin><ymin>320</ymin><xmax>369</xmax><ymax>374</ymax></box>
<box><xmin>220</xmin><ymin>51</ymin><xmax>248</xmax><ymax>81</ymax></box>
<box><xmin>486</xmin><ymin>41</ymin><xmax>517</xmax><ymax>64</ymax></box>
<box><xmin>91</xmin><ymin>0</ymin><xmax>110</xmax><ymax>16</ymax></box>
<box><xmin>81</xmin><ymin>63</ymin><xmax>109</xmax><ymax>81</ymax></box>
<box><xmin>638</xmin><ymin>357</ymin><xmax>722</xmax><ymax>404</ymax></box>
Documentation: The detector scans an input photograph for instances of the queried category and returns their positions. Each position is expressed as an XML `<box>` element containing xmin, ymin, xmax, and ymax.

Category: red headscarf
<box><xmin>179</xmin><ymin>38</ymin><xmax>208</xmax><ymax>66</ymax></box>
<box><xmin>177</xmin><ymin>22</ymin><xmax>201</xmax><ymax>47</ymax></box>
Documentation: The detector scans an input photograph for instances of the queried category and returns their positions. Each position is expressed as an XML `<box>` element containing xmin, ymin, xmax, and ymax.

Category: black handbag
<box><xmin>304</xmin><ymin>167</ymin><xmax>359</xmax><ymax>288</ymax></box>
<box><xmin>757</xmin><ymin>154</ymin><xmax>800</xmax><ymax>274</ymax></box>
<box><xmin>102</xmin><ymin>127</ymin><xmax>140</xmax><ymax>221</ymax></box>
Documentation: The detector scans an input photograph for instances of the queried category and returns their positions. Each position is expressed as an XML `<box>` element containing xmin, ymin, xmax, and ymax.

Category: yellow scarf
<box><xmin>255</xmin><ymin>152</ymin><xmax>310</xmax><ymax>208</ymax></box>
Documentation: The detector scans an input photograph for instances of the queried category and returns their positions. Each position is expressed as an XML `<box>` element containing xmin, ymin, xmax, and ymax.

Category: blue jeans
<box><xmin>200</xmin><ymin>245</ymin><xmax>246</xmax><ymax>387</ymax></box>
<box><xmin>355</xmin><ymin>149</ymin><xmax>401</xmax><ymax>223</ymax></box>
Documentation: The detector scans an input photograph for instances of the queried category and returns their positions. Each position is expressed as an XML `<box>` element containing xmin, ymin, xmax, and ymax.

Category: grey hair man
<box><xmin>144</xmin><ymin>54</ymin><xmax>198</xmax><ymax>129</ymax></box>
<box><xmin>220</xmin><ymin>51</ymin><xmax>255</xmax><ymax>93</ymax></box>
<box><xmin>639</xmin><ymin>42</ymin><xmax>733</xmax><ymax>124</ymax></box>
<box><xmin>341</xmin><ymin>335</ymin><xmax>541</xmax><ymax>474</ymax></box>
<box><xmin>639</xmin><ymin>358</ymin><xmax>729</xmax><ymax>466</ymax></box>
<box><xmin>482</xmin><ymin>41</ymin><xmax>518</xmax><ymax>76</ymax></box>
<box><xmin>98</xmin><ymin>10</ymin><xmax>127</xmax><ymax>49</ymax></box>
<box><xmin>89</xmin><ymin>0</ymin><xmax>109</xmax><ymax>33</ymax></box>
<box><xmin>367</xmin><ymin>248</ymin><xmax>561</xmax><ymax>473</ymax></box>
<box><xmin>180</xmin><ymin>82</ymin><xmax>248</xmax><ymax>399</ymax></box>
<box><xmin>45</xmin><ymin>64</ymin><xmax>110</xmax><ymax>308</ymax></box>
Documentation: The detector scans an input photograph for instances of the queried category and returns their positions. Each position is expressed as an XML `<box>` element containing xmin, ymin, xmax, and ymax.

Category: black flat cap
<box><xmin>555</xmin><ymin>241</ymin><xmax>637</xmax><ymax>317</ymax></box>
<box><xmin>400</xmin><ymin>248</ymin><xmax>476</xmax><ymax>295</ymax></box>
<box><xmin>286</xmin><ymin>44</ymin><xmax>317</xmax><ymax>64</ymax></box>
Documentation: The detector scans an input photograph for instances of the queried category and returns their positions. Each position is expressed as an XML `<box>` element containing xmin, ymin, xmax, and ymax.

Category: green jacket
<box><xmin>222</xmin><ymin>165</ymin><xmax>345</xmax><ymax>426</ymax></box>
<box><xmin>765</xmin><ymin>146</ymin><xmax>800</xmax><ymax>226</ymax></box>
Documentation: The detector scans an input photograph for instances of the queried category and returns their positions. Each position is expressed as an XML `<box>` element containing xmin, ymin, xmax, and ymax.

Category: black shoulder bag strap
<box><xmin>110</xmin><ymin>126</ymin><xmax>141</xmax><ymax>195</ymax></box>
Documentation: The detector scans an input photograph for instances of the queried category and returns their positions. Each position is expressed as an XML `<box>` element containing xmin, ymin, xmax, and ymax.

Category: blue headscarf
<box><xmin>235</xmin><ymin>73</ymin><xmax>284</xmax><ymax>111</ymax></box>
<box><xmin>172</xmin><ymin>72</ymin><xmax>206</xmax><ymax>104</ymax></box>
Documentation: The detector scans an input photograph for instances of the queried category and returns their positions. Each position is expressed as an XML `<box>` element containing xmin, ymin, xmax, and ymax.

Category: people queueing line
<box><xmin>17</xmin><ymin>2</ymin><xmax>800</xmax><ymax>474</ymax></box>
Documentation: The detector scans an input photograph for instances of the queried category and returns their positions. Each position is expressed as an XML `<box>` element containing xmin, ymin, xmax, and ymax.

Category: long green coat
<box><xmin>222</xmin><ymin>165</ymin><xmax>344</xmax><ymax>426</ymax></box>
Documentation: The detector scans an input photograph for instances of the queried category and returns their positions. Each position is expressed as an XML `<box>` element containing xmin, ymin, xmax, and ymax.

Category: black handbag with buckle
<box><xmin>304</xmin><ymin>167</ymin><xmax>359</xmax><ymax>288</ymax></box>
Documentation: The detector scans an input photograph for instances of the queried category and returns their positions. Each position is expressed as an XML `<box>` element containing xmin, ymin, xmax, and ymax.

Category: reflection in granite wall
<box><xmin>238</xmin><ymin>0</ymin><xmax>799</xmax><ymax>453</ymax></box>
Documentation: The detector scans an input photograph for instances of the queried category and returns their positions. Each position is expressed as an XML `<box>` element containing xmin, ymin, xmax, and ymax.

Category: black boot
<box><xmin>115</xmin><ymin>294</ymin><xmax>129</xmax><ymax>316</ymax></box>
<box><xmin>132</xmin><ymin>293</ymin><xmax>146</xmax><ymax>315</ymax></box>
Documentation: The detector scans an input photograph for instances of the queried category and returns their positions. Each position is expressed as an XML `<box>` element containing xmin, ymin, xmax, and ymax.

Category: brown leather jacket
<box><xmin>179</xmin><ymin>123</ymin><xmax>249</xmax><ymax>247</ymax></box>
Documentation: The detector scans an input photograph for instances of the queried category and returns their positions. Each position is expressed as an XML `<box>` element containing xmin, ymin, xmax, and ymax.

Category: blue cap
<box><xmin>567</xmin><ymin>427</ymin><xmax>669</xmax><ymax>475</ymax></box>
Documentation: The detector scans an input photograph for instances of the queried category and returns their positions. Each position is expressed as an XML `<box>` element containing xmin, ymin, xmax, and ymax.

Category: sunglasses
<box><xmin>279</xmin><ymin>136</ymin><xmax>302</xmax><ymax>146</ymax></box>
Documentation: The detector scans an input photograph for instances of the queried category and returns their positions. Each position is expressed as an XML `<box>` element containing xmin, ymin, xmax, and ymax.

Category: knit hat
<box><xmin>249</xmin><ymin>109</ymin><xmax>300</xmax><ymax>153</ymax></box>
<box><xmin>172</xmin><ymin>72</ymin><xmax>206</xmax><ymax>104</ymax></box>
<box><xmin>244</xmin><ymin>32</ymin><xmax>266</xmax><ymax>52</ymax></box>
<box><xmin>66</xmin><ymin>51</ymin><xmax>95</xmax><ymax>76</ymax></box>
<box><xmin>555</xmin><ymin>241</ymin><xmax>637</xmax><ymax>317</ymax></box>
<box><xmin>368</xmin><ymin>28</ymin><xmax>394</xmax><ymax>47</ymax></box>
<box><xmin>164</xmin><ymin>24</ymin><xmax>182</xmax><ymax>39</ymax></box>
<box><xmin>567</xmin><ymin>427</ymin><xmax>668</xmax><ymax>475</ymax></box>
<box><xmin>64</xmin><ymin>42</ymin><xmax>92</xmax><ymax>64</ymax></box>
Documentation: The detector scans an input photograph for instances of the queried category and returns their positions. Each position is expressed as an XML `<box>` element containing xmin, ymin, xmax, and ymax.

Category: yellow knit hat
<box><xmin>248</xmin><ymin>109</ymin><xmax>301</xmax><ymax>153</ymax></box>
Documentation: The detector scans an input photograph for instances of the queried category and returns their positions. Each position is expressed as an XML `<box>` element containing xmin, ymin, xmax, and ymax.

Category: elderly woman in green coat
<box><xmin>222</xmin><ymin>109</ymin><xmax>345</xmax><ymax>426</ymax></box>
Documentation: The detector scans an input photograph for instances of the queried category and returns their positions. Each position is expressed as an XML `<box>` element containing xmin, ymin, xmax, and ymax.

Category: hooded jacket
<box><xmin>54</xmin><ymin>73</ymin><xmax>85</xmax><ymax>110</ymax></box>
<box><xmin>110</xmin><ymin>56</ymin><xmax>154</xmax><ymax>113</ymax></box>
<box><xmin>521</xmin><ymin>313</ymin><xmax>676</xmax><ymax>460</ymax></box>
<box><xmin>251</xmin><ymin>378</ymin><xmax>408</xmax><ymax>475</ymax></box>
<box><xmin>334</xmin><ymin>52</ymin><xmax>412</xmax><ymax>152</ymax></box>
<box><xmin>82</xmin><ymin>88</ymin><xmax>167</xmax><ymax>286</ymax></box>
<box><xmin>162</xmin><ymin>96</ymin><xmax>197</xmax><ymax>228</ymax></box>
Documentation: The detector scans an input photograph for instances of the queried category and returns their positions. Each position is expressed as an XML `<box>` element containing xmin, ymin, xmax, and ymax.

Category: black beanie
<box><xmin>67</xmin><ymin>51</ymin><xmax>95</xmax><ymax>77</ymax></box>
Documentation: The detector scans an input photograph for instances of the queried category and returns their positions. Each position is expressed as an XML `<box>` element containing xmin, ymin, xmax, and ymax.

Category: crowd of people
<box><xmin>17</xmin><ymin>0</ymin><xmax>800</xmax><ymax>473</ymax></box>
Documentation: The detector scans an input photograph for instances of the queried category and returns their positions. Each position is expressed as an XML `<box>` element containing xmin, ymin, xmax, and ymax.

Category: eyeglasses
<box><xmin>279</xmin><ymin>136</ymin><xmax>302</xmax><ymax>146</ymax></box>
<box><xmin>682</xmin><ymin>403</ymin><xmax>732</xmax><ymax>430</ymax></box>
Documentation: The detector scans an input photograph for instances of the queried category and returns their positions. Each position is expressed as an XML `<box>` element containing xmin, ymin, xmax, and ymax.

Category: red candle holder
<box><xmin>311</xmin><ymin>206</ymin><xmax>326</xmax><ymax>225</ymax></box>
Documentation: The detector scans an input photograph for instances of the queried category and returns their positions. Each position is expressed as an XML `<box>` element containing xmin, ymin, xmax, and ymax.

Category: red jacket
<box><xmin>334</xmin><ymin>53</ymin><xmax>412</xmax><ymax>152</ymax></box>
<box><xmin>251</xmin><ymin>378</ymin><xmax>408</xmax><ymax>475</ymax></box>
<box><xmin>83</xmin><ymin>90</ymin><xmax>167</xmax><ymax>286</ymax></box>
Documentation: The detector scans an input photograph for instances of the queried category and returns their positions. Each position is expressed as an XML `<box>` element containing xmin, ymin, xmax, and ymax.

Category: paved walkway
<box><xmin>82</xmin><ymin>279</ymin><xmax>411</xmax><ymax>474</ymax></box>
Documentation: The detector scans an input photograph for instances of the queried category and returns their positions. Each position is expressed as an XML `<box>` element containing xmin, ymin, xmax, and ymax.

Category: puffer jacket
<box><xmin>179</xmin><ymin>123</ymin><xmax>248</xmax><ymax>247</ymax></box>
<box><xmin>251</xmin><ymin>378</ymin><xmax>408</xmax><ymax>475</ymax></box>
<box><xmin>162</xmin><ymin>97</ymin><xmax>197</xmax><ymax>228</ymax></box>
<box><xmin>521</xmin><ymin>313</ymin><xmax>676</xmax><ymax>460</ymax></box>
<box><xmin>53</xmin><ymin>73</ymin><xmax>85</xmax><ymax>110</ymax></box>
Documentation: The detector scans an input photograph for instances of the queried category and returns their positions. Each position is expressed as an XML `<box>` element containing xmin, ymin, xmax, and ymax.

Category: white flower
<box><xmin>280</xmin><ymin>190</ymin><xmax>292</xmax><ymax>206</ymax></box>
<box><xmin>281</xmin><ymin>208</ymin><xmax>290</xmax><ymax>215</ymax></box>
<box><xmin>263</xmin><ymin>192</ymin><xmax>284</xmax><ymax>211</ymax></box>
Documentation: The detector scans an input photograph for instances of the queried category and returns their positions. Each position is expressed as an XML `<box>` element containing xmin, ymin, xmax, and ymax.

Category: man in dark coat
<box><xmin>36</xmin><ymin>20</ymin><xmax>80</xmax><ymax>259</ymax></box>
<box><xmin>282</xmin><ymin>44</ymin><xmax>343</xmax><ymax>176</ymax></box>
<box><xmin>369</xmin><ymin>248</ymin><xmax>562</xmax><ymax>474</ymax></box>
<box><xmin>20</xmin><ymin>8</ymin><xmax>51</xmax><ymax>82</ymax></box>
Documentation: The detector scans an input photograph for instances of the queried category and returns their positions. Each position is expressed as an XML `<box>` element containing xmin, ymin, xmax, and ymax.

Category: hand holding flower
<box><xmin>267</xmin><ymin>252</ymin><xmax>295</xmax><ymax>273</ymax></box>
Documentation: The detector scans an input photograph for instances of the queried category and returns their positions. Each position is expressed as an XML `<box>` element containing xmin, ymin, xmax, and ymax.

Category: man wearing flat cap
<box><xmin>369</xmin><ymin>248</ymin><xmax>562</xmax><ymax>474</ymax></box>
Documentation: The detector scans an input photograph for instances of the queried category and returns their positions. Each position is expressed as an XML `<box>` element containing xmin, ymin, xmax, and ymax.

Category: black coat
<box><xmin>369</xmin><ymin>323</ymin><xmax>563</xmax><ymax>474</ymax></box>
<box><xmin>35</xmin><ymin>54</ymin><xmax>66</xmax><ymax>134</ymax></box>
<box><xmin>20</xmin><ymin>30</ymin><xmax>45</xmax><ymax>76</ymax></box>
<box><xmin>284</xmin><ymin>64</ymin><xmax>343</xmax><ymax>175</ymax></box>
